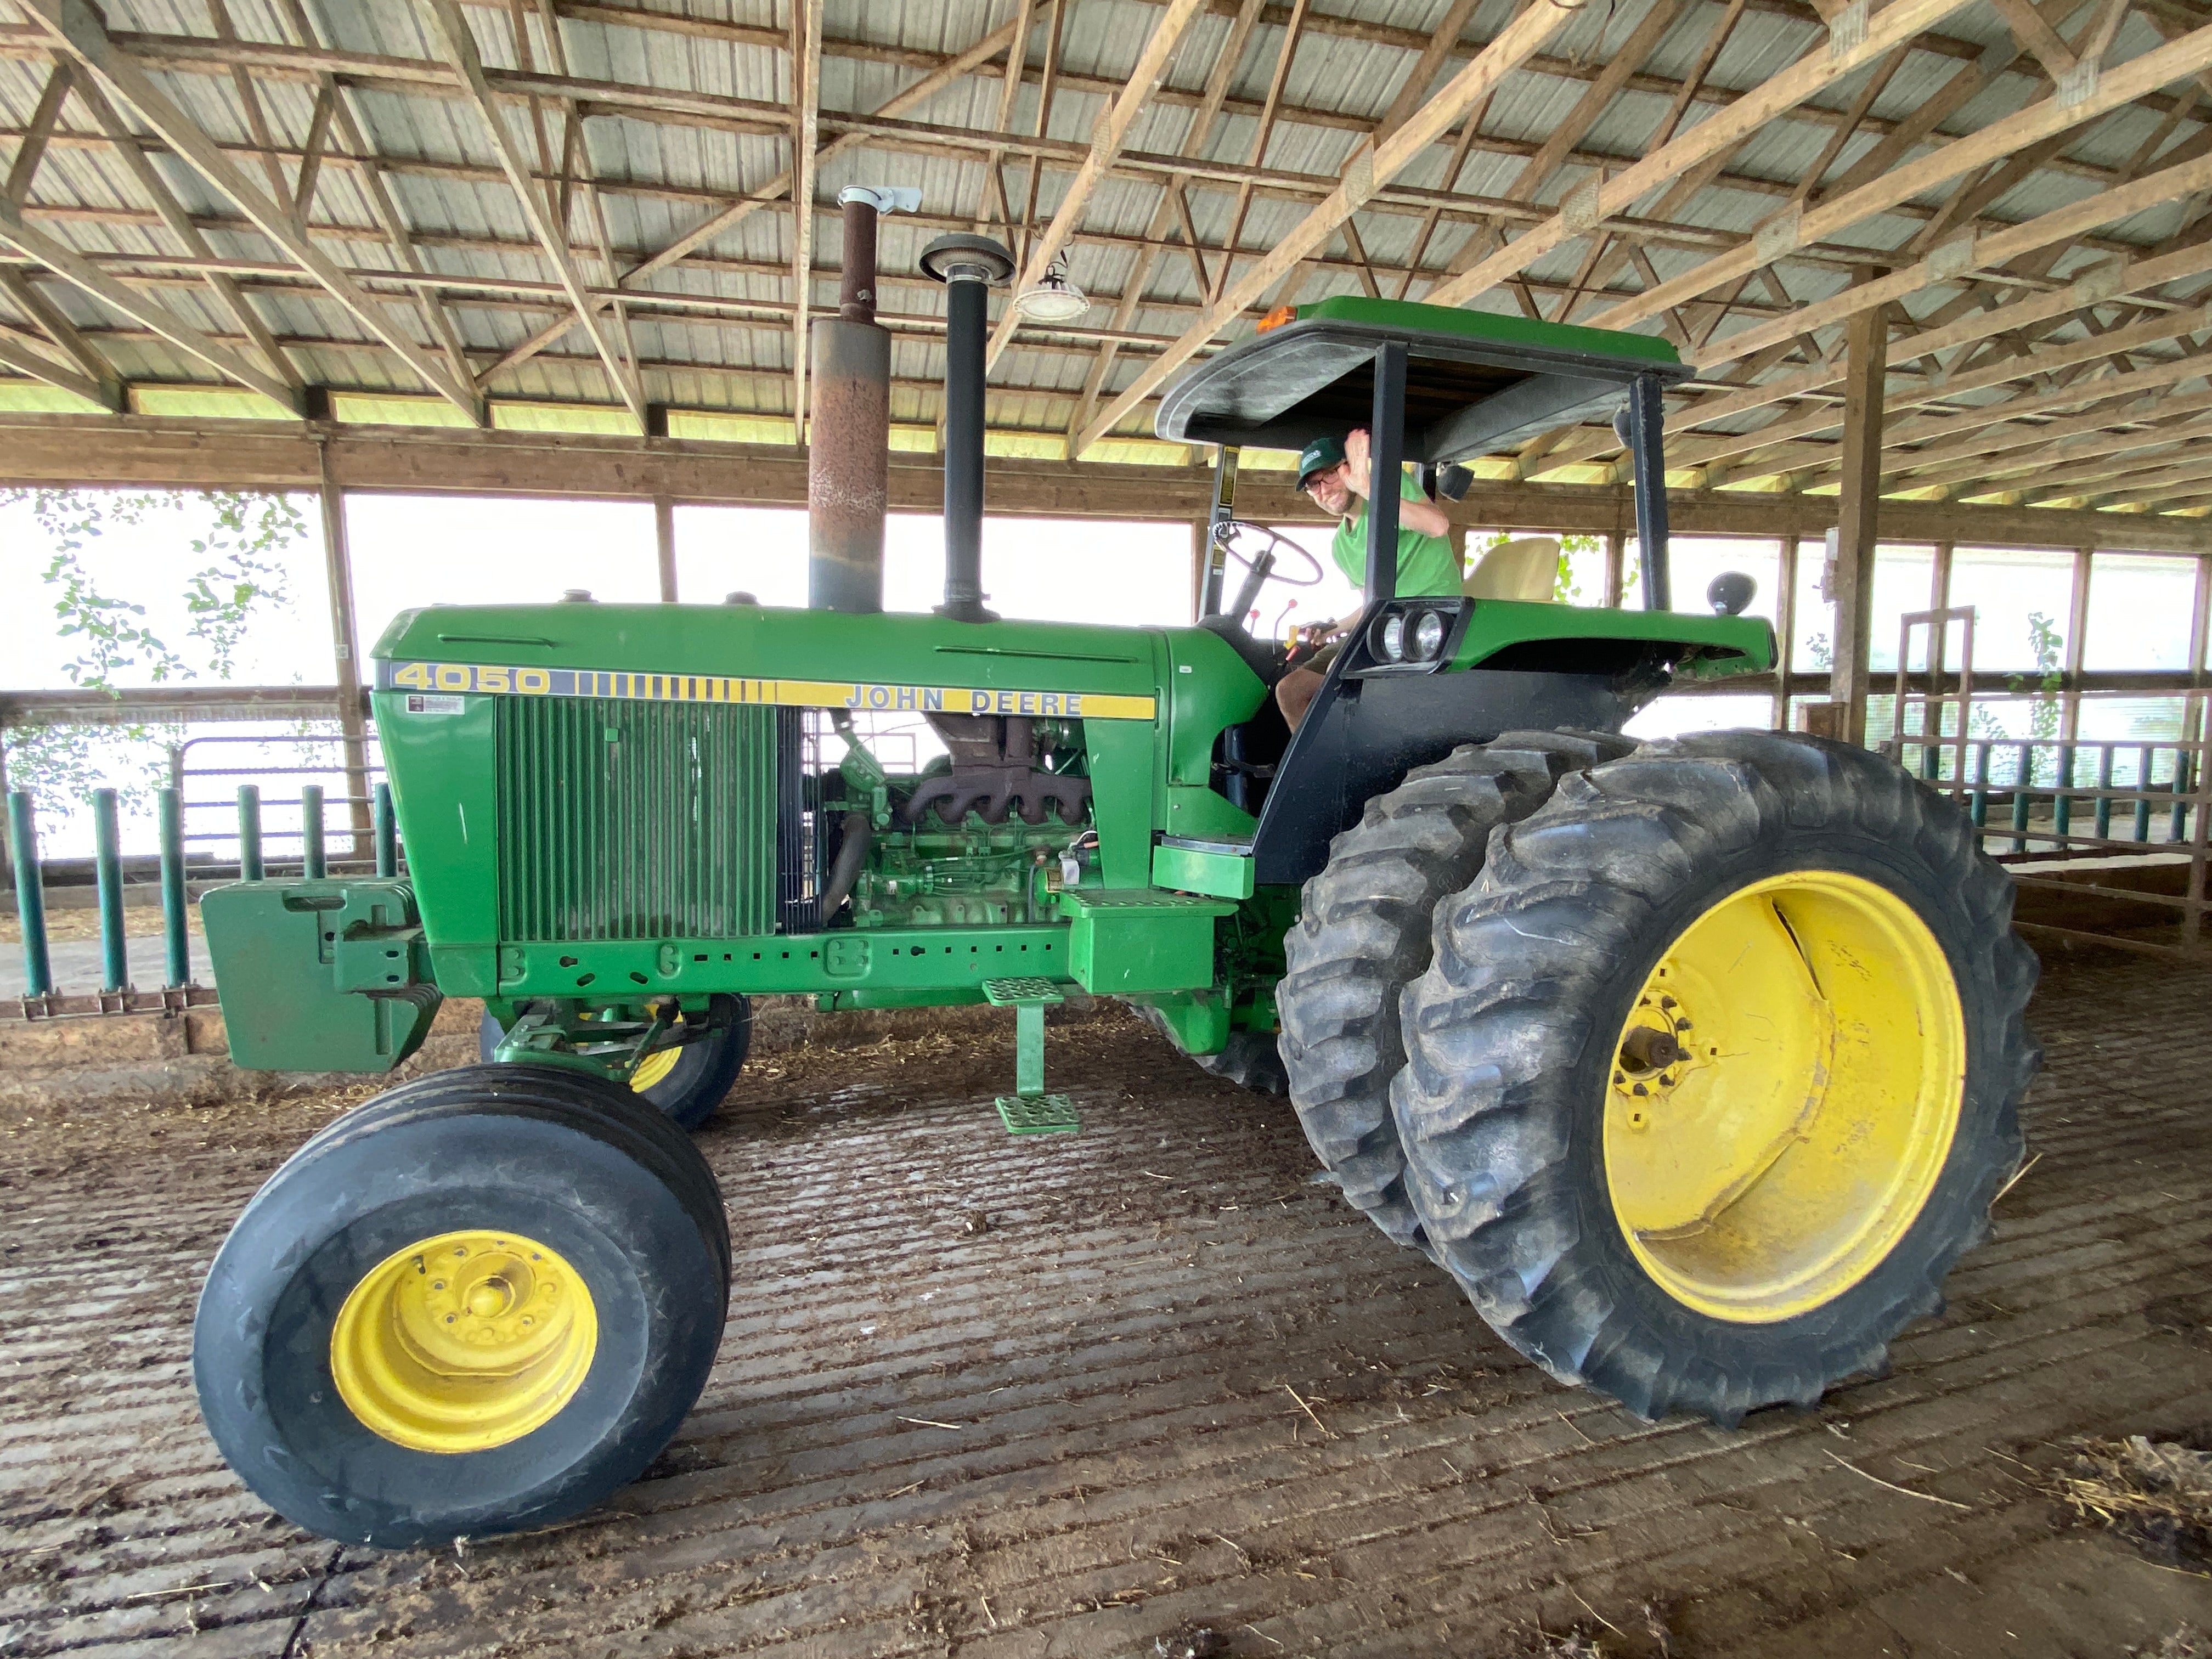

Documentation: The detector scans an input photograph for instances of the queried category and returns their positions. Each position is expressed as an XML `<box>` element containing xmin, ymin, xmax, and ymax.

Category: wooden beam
<box><xmin>1074</xmin><ymin>0</ymin><xmax>1582</xmax><ymax>452</ymax></box>
<box><xmin>415</xmin><ymin>0</ymin><xmax>644</xmax><ymax>425</ymax></box>
<box><xmin>1589</xmin><ymin>22</ymin><xmax>2212</xmax><ymax>336</ymax></box>
<box><xmin>479</xmin><ymin>15</ymin><xmax>1019</xmax><ymax>383</ymax></box>
<box><xmin>984</xmin><ymin>0</ymin><xmax>1206</xmax><ymax>370</ymax></box>
<box><xmin>266</xmin><ymin>0</ymin><xmax>482</xmax><ymax>417</ymax></box>
<box><xmin>1700</xmin><ymin>144</ymin><xmax>2212</xmax><ymax>376</ymax></box>
<box><xmin>61</xmin><ymin>71</ymin><xmax>301</xmax><ymax>399</ymax></box>
<box><xmin>1424</xmin><ymin>0</ymin><xmax>1985</xmax><ymax>309</ymax></box>
<box><xmin>1373</xmin><ymin>0</ymin><xmax>1481</xmax><ymax>144</ymax></box>
<box><xmin>0</xmin><ymin>327</ymin><xmax>109</xmax><ymax>405</ymax></box>
<box><xmin>21</xmin><ymin>0</ymin><xmax>481</xmax><ymax>415</ymax></box>
<box><xmin>0</xmin><ymin>409</ymin><xmax>2202</xmax><ymax>547</ymax></box>
<box><xmin>0</xmin><ymin>196</ymin><xmax>298</xmax><ymax>407</ymax></box>
<box><xmin>1829</xmin><ymin>301</ymin><xmax>1888</xmax><ymax>746</ymax></box>
<box><xmin>0</xmin><ymin>266</ymin><xmax>120</xmax><ymax>409</ymax></box>
<box><xmin>788</xmin><ymin>0</ymin><xmax>821</xmax><ymax>424</ymax></box>
<box><xmin>3</xmin><ymin>58</ymin><xmax>70</xmax><ymax>205</ymax></box>
<box><xmin>1201</xmin><ymin>0</ymin><xmax>1309</xmax><ymax>312</ymax></box>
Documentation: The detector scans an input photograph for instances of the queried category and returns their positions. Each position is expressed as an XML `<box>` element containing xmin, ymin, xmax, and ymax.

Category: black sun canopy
<box><xmin>1154</xmin><ymin>295</ymin><xmax>1692</xmax><ymax>465</ymax></box>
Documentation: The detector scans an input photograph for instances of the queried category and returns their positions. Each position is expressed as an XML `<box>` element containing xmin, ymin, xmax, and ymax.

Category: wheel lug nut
<box><xmin>1632</xmin><ymin>1083</ymin><xmax>1648</xmax><ymax>1096</ymax></box>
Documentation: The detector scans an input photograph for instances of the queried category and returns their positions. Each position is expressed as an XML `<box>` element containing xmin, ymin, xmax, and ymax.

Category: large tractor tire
<box><xmin>194</xmin><ymin>1064</ymin><xmax>730</xmax><ymax>1548</ymax></box>
<box><xmin>1392</xmin><ymin>732</ymin><xmax>2039</xmax><ymax>1425</ymax></box>
<box><xmin>1277</xmin><ymin>732</ymin><xmax>1632</xmax><ymax>1250</ymax></box>
<box><xmin>1136</xmin><ymin>1005</ymin><xmax>1288</xmax><ymax>1095</ymax></box>
<box><xmin>480</xmin><ymin>994</ymin><xmax>752</xmax><ymax>1131</ymax></box>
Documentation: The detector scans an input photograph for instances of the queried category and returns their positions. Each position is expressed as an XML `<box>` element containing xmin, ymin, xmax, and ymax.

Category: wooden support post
<box><xmin>1604</xmin><ymin>531</ymin><xmax>1624</xmax><ymax>609</ymax></box>
<box><xmin>654</xmin><ymin>496</ymin><xmax>678</xmax><ymax>602</ymax></box>
<box><xmin>2062</xmin><ymin>546</ymin><xmax>2093</xmax><ymax>744</ymax></box>
<box><xmin>317</xmin><ymin>443</ymin><xmax>371</xmax><ymax>861</ymax></box>
<box><xmin>1773</xmin><ymin>534</ymin><xmax>1799</xmax><ymax>731</ymax></box>
<box><xmin>2190</xmin><ymin>553</ymin><xmax>2212</xmax><ymax>688</ymax></box>
<box><xmin>1829</xmin><ymin>298</ymin><xmax>1888</xmax><ymax>746</ymax></box>
<box><xmin>1189</xmin><ymin>517</ymin><xmax>1208</xmax><ymax>623</ymax></box>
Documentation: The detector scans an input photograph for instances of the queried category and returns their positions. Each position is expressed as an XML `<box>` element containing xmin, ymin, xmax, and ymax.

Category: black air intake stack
<box><xmin>919</xmin><ymin>233</ymin><xmax>1014</xmax><ymax>623</ymax></box>
<box><xmin>808</xmin><ymin>185</ymin><xmax>917</xmax><ymax>613</ymax></box>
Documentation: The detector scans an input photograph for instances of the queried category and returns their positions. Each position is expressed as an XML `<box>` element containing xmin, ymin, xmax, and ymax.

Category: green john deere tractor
<box><xmin>192</xmin><ymin>221</ymin><xmax>2037</xmax><ymax>1549</ymax></box>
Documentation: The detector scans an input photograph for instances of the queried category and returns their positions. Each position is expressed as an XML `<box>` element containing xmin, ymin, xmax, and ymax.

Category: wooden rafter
<box><xmin>789</xmin><ymin>0</ymin><xmax>822</xmax><ymax>424</ymax></box>
<box><xmin>0</xmin><ymin>266</ymin><xmax>121</xmax><ymax>408</ymax></box>
<box><xmin>475</xmin><ymin>15</ymin><xmax>1020</xmax><ymax>385</ymax></box>
<box><xmin>1074</xmin><ymin>0</ymin><xmax>1585</xmax><ymax>452</ymax></box>
<box><xmin>984</xmin><ymin>0</ymin><xmax>1206</xmax><ymax>370</ymax></box>
<box><xmin>415</xmin><ymin>0</ymin><xmax>643</xmax><ymax>424</ymax></box>
<box><xmin>20</xmin><ymin>0</ymin><xmax>489</xmax><ymax>416</ymax></box>
<box><xmin>0</xmin><ymin>195</ymin><xmax>297</xmax><ymax>405</ymax></box>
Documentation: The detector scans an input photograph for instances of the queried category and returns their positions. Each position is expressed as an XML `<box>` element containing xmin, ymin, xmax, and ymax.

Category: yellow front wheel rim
<box><xmin>630</xmin><ymin>1046</ymin><xmax>681</xmax><ymax>1092</ymax></box>
<box><xmin>330</xmin><ymin>1229</ymin><xmax>597</xmax><ymax>1453</ymax></box>
<box><xmin>1602</xmin><ymin>870</ymin><xmax>1966</xmax><ymax>1324</ymax></box>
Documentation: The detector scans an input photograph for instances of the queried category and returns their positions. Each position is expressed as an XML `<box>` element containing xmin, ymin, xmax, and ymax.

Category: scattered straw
<box><xmin>2049</xmin><ymin>1436</ymin><xmax>2212</xmax><ymax>1571</ymax></box>
<box><xmin>1993</xmin><ymin>1151</ymin><xmax>2044</xmax><ymax>1206</ymax></box>
<box><xmin>1824</xmin><ymin>1448</ymin><xmax>1971</xmax><ymax>1510</ymax></box>
<box><xmin>1283</xmin><ymin>1384</ymin><xmax>1336</xmax><ymax>1440</ymax></box>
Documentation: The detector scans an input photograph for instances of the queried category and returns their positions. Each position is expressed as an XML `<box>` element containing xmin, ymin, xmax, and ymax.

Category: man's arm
<box><xmin>1345</xmin><ymin>427</ymin><xmax>1452</xmax><ymax>538</ymax></box>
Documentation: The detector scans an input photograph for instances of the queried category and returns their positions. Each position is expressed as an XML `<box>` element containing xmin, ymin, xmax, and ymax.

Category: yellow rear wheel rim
<box><xmin>1602</xmin><ymin>870</ymin><xmax>1966</xmax><ymax>1324</ymax></box>
<box><xmin>630</xmin><ymin>1046</ymin><xmax>681</xmax><ymax>1092</ymax></box>
<box><xmin>330</xmin><ymin>1229</ymin><xmax>597</xmax><ymax>1452</ymax></box>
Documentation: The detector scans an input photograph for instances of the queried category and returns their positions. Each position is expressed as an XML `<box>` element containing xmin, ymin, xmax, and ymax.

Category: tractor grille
<box><xmin>495</xmin><ymin>695</ymin><xmax>782</xmax><ymax>941</ymax></box>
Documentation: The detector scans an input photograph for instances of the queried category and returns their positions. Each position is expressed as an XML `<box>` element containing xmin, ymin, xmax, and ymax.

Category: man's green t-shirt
<box><xmin>1330</xmin><ymin>471</ymin><xmax>1461</xmax><ymax>597</ymax></box>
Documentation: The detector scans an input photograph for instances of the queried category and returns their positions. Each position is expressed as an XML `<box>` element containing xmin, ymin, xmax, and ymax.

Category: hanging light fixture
<box><xmin>1011</xmin><ymin>256</ymin><xmax>1090</xmax><ymax>323</ymax></box>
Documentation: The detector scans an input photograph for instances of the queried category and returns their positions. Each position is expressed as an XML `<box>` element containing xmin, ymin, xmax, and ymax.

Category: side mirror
<box><xmin>1707</xmin><ymin>572</ymin><xmax>1757</xmax><ymax>616</ymax></box>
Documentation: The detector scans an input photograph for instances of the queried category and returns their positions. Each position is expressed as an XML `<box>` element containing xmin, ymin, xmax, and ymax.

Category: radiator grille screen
<box><xmin>496</xmin><ymin>695</ymin><xmax>781</xmax><ymax>941</ymax></box>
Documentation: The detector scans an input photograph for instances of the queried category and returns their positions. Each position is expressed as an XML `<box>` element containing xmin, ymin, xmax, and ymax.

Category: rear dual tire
<box><xmin>1393</xmin><ymin>731</ymin><xmax>2038</xmax><ymax>1423</ymax></box>
<box><xmin>193</xmin><ymin>1064</ymin><xmax>730</xmax><ymax>1548</ymax></box>
<box><xmin>1276</xmin><ymin>732</ymin><xmax>1632</xmax><ymax>1249</ymax></box>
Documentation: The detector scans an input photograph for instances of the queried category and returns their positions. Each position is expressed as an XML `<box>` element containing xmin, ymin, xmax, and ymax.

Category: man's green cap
<box><xmin>1296</xmin><ymin>433</ymin><xmax>1346</xmax><ymax>488</ymax></box>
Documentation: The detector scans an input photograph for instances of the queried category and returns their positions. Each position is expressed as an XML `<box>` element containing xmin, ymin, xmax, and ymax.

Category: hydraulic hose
<box><xmin>819</xmin><ymin>810</ymin><xmax>874</xmax><ymax>918</ymax></box>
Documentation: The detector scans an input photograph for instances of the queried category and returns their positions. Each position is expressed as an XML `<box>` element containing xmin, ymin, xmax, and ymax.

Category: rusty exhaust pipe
<box><xmin>807</xmin><ymin>185</ymin><xmax>916</xmax><ymax>613</ymax></box>
<box><xmin>919</xmin><ymin>233</ymin><xmax>1014</xmax><ymax>624</ymax></box>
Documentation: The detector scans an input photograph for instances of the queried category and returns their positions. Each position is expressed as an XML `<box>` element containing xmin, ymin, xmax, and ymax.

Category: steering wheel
<box><xmin>1211</xmin><ymin>519</ymin><xmax>1324</xmax><ymax>587</ymax></box>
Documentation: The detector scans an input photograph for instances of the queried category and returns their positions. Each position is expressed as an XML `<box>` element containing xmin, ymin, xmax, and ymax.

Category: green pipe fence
<box><xmin>158</xmin><ymin>787</ymin><xmax>190</xmax><ymax>989</ymax></box>
<box><xmin>301</xmin><ymin>783</ymin><xmax>326</xmax><ymax>881</ymax></box>
<box><xmin>237</xmin><ymin>785</ymin><xmax>264</xmax><ymax>881</ymax></box>
<box><xmin>92</xmin><ymin>788</ymin><xmax>127</xmax><ymax>994</ymax></box>
<box><xmin>7</xmin><ymin>791</ymin><xmax>51</xmax><ymax>997</ymax></box>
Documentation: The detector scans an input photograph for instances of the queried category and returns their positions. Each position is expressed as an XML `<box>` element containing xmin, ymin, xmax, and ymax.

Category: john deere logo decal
<box><xmin>379</xmin><ymin>661</ymin><xmax>1155</xmax><ymax>720</ymax></box>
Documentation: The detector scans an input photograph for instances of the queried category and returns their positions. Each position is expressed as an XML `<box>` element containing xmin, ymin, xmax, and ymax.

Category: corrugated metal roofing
<box><xmin>4</xmin><ymin>0</ymin><xmax>2212</xmax><ymax>509</ymax></box>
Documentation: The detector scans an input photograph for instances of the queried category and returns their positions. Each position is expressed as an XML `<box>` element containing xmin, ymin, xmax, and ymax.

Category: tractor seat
<box><xmin>1463</xmin><ymin>536</ymin><xmax>1560</xmax><ymax>603</ymax></box>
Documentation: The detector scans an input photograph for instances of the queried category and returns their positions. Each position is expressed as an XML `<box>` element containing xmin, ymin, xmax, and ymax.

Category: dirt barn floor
<box><xmin>4</xmin><ymin>952</ymin><xmax>2211</xmax><ymax>1659</ymax></box>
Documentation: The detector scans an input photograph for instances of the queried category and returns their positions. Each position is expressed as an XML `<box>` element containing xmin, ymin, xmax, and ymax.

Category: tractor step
<box><xmin>981</xmin><ymin>977</ymin><xmax>1076</xmax><ymax>1134</ymax></box>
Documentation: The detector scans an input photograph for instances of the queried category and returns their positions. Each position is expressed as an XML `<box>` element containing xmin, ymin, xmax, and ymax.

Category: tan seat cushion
<box><xmin>1463</xmin><ymin>536</ymin><xmax>1561</xmax><ymax>603</ymax></box>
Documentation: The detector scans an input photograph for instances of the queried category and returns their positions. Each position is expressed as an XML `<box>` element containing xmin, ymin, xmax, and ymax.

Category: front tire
<box><xmin>193</xmin><ymin>1064</ymin><xmax>730</xmax><ymax>1547</ymax></box>
<box><xmin>1392</xmin><ymin>732</ymin><xmax>2039</xmax><ymax>1424</ymax></box>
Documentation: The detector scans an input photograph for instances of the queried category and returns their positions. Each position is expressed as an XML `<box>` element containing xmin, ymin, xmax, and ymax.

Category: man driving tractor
<box><xmin>1277</xmin><ymin>425</ymin><xmax>1461</xmax><ymax>725</ymax></box>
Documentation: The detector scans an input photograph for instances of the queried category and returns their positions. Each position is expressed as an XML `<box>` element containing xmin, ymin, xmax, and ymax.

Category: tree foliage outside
<box><xmin>2</xmin><ymin>489</ymin><xmax>308</xmax><ymax>811</ymax></box>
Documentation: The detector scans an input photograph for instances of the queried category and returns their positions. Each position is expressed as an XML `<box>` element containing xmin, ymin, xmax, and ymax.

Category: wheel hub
<box><xmin>330</xmin><ymin>1229</ymin><xmax>597</xmax><ymax>1453</ymax></box>
<box><xmin>1601</xmin><ymin>870</ymin><xmax>1966</xmax><ymax>1324</ymax></box>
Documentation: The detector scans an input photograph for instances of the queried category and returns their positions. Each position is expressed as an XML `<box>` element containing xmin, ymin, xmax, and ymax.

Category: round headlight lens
<box><xmin>1380</xmin><ymin>613</ymin><xmax>1407</xmax><ymax>661</ymax></box>
<box><xmin>1411</xmin><ymin>609</ymin><xmax>1447</xmax><ymax>662</ymax></box>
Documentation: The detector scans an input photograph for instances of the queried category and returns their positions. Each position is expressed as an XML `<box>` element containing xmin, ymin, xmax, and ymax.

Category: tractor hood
<box><xmin>370</xmin><ymin>602</ymin><xmax>1254</xmax><ymax>726</ymax></box>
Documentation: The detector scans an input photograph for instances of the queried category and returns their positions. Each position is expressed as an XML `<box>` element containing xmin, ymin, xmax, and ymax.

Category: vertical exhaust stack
<box><xmin>808</xmin><ymin>185</ymin><xmax>917</xmax><ymax>613</ymax></box>
<box><xmin>918</xmin><ymin>233</ymin><xmax>1015</xmax><ymax>623</ymax></box>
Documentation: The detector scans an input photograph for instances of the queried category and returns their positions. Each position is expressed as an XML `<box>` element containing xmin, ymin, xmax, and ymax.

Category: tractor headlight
<box><xmin>1410</xmin><ymin>609</ymin><xmax>1447</xmax><ymax>663</ymax></box>
<box><xmin>1379</xmin><ymin>613</ymin><xmax>1407</xmax><ymax>661</ymax></box>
